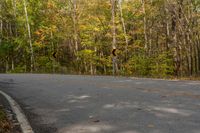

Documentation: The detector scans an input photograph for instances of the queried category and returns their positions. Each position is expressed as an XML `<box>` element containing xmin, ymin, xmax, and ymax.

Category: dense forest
<box><xmin>0</xmin><ymin>0</ymin><xmax>200</xmax><ymax>78</ymax></box>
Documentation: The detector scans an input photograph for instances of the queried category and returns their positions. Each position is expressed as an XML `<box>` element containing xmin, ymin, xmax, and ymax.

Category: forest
<box><xmin>0</xmin><ymin>0</ymin><xmax>200</xmax><ymax>78</ymax></box>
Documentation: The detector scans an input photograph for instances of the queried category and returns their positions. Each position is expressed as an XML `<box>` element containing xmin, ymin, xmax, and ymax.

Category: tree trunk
<box><xmin>50</xmin><ymin>31</ymin><xmax>55</xmax><ymax>73</ymax></box>
<box><xmin>0</xmin><ymin>20</ymin><xmax>2</xmax><ymax>46</ymax></box>
<box><xmin>23</xmin><ymin>0</ymin><xmax>34</xmax><ymax>72</ymax></box>
<box><xmin>0</xmin><ymin>3</ymin><xmax>2</xmax><ymax>46</ymax></box>
<box><xmin>71</xmin><ymin>0</ymin><xmax>79</xmax><ymax>53</ymax></box>
<box><xmin>6</xmin><ymin>57</ymin><xmax>9</xmax><ymax>73</ymax></box>
<box><xmin>141</xmin><ymin>0</ymin><xmax>148</xmax><ymax>50</ymax></box>
<box><xmin>111</xmin><ymin>0</ymin><xmax>116</xmax><ymax>49</ymax></box>
<box><xmin>90</xmin><ymin>62</ymin><xmax>93</xmax><ymax>75</ymax></box>
<box><xmin>111</xmin><ymin>0</ymin><xmax>118</xmax><ymax>75</ymax></box>
<box><xmin>118</xmin><ymin>0</ymin><xmax>128</xmax><ymax>60</ymax></box>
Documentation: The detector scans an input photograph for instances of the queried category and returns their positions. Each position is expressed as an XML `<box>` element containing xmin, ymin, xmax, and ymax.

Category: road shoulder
<box><xmin>0</xmin><ymin>93</ymin><xmax>22</xmax><ymax>133</ymax></box>
<box><xmin>0</xmin><ymin>91</ymin><xmax>34</xmax><ymax>133</ymax></box>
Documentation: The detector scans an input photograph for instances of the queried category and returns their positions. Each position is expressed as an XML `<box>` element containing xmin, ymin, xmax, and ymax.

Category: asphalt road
<box><xmin>0</xmin><ymin>74</ymin><xmax>200</xmax><ymax>133</ymax></box>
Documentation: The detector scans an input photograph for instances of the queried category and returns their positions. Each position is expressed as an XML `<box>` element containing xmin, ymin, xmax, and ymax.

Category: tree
<box><xmin>23</xmin><ymin>0</ymin><xmax>34</xmax><ymax>72</ymax></box>
<box><xmin>0</xmin><ymin>0</ymin><xmax>200</xmax><ymax>78</ymax></box>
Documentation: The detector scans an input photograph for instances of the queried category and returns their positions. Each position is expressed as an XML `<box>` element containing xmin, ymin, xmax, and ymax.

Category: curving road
<box><xmin>0</xmin><ymin>74</ymin><xmax>200</xmax><ymax>133</ymax></box>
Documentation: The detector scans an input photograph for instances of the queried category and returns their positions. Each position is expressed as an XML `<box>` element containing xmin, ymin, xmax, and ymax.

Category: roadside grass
<box><xmin>0</xmin><ymin>106</ymin><xmax>11</xmax><ymax>133</ymax></box>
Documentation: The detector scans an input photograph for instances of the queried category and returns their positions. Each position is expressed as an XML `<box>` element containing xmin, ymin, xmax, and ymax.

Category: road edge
<box><xmin>0</xmin><ymin>90</ymin><xmax>34</xmax><ymax>133</ymax></box>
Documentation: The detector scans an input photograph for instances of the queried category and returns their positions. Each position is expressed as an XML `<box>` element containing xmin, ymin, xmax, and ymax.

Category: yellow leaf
<box><xmin>147</xmin><ymin>124</ymin><xmax>155</xmax><ymax>128</ymax></box>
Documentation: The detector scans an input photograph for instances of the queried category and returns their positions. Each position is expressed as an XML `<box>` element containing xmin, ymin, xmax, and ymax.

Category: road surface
<box><xmin>0</xmin><ymin>74</ymin><xmax>200</xmax><ymax>133</ymax></box>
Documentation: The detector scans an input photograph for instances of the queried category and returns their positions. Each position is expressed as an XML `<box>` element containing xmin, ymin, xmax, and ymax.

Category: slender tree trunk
<box><xmin>6</xmin><ymin>58</ymin><xmax>9</xmax><ymax>73</ymax></box>
<box><xmin>111</xmin><ymin>0</ymin><xmax>116</xmax><ymax>49</ymax></box>
<box><xmin>164</xmin><ymin>1</ymin><xmax>170</xmax><ymax>51</ymax></box>
<box><xmin>70</xmin><ymin>0</ymin><xmax>80</xmax><ymax>73</ymax></box>
<box><xmin>23</xmin><ymin>53</ymin><xmax>27</xmax><ymax>73</ymax></box>
<box><xmin>71</xmin><ymin>0</ymin><xmax>78</xmax><ymax>52</ymax></box>
<box><xmin>149</xmin><ymin>28</ymin><xmax>152</xmax><ymax>56</ymax></box>
<box><xmin>50</xmin><ymin>31</ymin><xmax>55</xmax><ymax>73</ymax></box>
<box><xmin>194</xmin><ymin>43</ymin><xmax>198</xmax><ymax>75</ymax></box>
<box><xmin>0</xmin><ymin>20</ymin><xmax>2</xmax><ymax>46</ymax></box>
<box><xmin>12</xmin><ymin>0</ymin><xmax>17</xmax><ymax>18</ymax></box>
<box><xmin>12</xmin><ymin>0</ymin><xmax>18</xmax><ymax>37</ymax></box>
<box><xmin>9</xmin><ymin>23</ymin><xmax>15</xmax><ymax>71</ymax></box>
<box><xmin>90</xmin><ymin>62</ymin><xmax>93</xmax><ymax>75</ymax></box>
<box><xmin>104</xmin><ymin>64</ymin><xmax>107</xmax><ymax>75</ymax></box>
<box><xmin>111</xmin><ymin>0</ymin><xmax>118</xmax><ymax>75</ymax></box>
<box><xmin>0</xmin><ymin>3</ymin><xmax>2</xmax><ymax>46</ymax></box>
<box><xmin>171</xmin><ymin>5</ymin><xmax>180</xmax><ymax>77</ymax></box>
<box><xmin>11</xmin><ymin>59</ymin><xmax>14</xmax><ymax>70</ymax></box>
<box><xmin>186</xmin><ymin>33</ymin><xmax>192</xmax><ymax>76</ymax></box>
<box><xmin>197</xmin><ymin>40</ymin><xmax>200</xmax><ymax>75</ymax></box>
<box><xmin>94</xmin><ymin>46</ymin><xmax>97</xmax><ymax>75</ymax></box>
<box><xmin>141</xmin><ymin>0</ymin><xmax>148</xmax><ymax>50</ymax></box>
<box><xmin>118</xmin><ymin>0</ymin><xmax>128</xmax><ymax>60</ymax></box>
<box><xmin>84</xmin><ymin>61</ymin><xmax>87</xmax><ymax>73</ymax></box>
<box><xmin>23</xmin><ymin>0</ymin><xmax>34</xmax><ymax>72</ymax></box>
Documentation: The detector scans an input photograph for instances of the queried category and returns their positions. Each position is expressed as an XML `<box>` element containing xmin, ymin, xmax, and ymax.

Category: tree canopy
<box><xmin>0</xmin><ymin>0</ymin><xmax>200</xmax><ymax>78</ymax></box>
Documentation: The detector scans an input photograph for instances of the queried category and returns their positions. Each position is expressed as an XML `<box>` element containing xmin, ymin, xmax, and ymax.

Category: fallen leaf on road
<box><xmin>161</xmin><ymin>95</ymin><xmax>167</xmax><ymax>98</ymax></box>
<box><xmin>147</xmin><ymin>124</ymin><xmax>155</xmax><ymax>128</ymax></box>
<box><xmin>93</xmin><ymin>119</ymin><xmax>100</xmax><ymax>123</ymax></box>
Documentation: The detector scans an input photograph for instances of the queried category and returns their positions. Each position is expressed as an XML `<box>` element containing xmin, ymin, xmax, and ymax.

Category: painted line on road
<box><xmin>0</xmin><ymin>90</ymin><xmax>34</xmax><ymax>133</ymax></box>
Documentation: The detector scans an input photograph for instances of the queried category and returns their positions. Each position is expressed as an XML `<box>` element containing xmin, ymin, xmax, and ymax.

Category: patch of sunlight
<box><xmin>154</xmin><ymin>112</ymin><xmax>169</xmax><ymax>118</ymax></box>
<box><xmin>152</xmin><ymin>107</ymin><xmax>192</xmax><ymax>116</ymax></box>
<box><xmin>102</xmin><ymin>86</ymin><xmax>111</xmax><ymax>89</ymax></box>
<box><xmin>68</xmin><ymin>99</ymin><xmax>79</xmax><ymax>103</ymax></box>
<box><xmin>77</xmin><ymin>95</ymin><xmax>91</xmax><ymax>99</ymax></box>
<box><xmin>121</xmin><ymin>131</ymin><xmax>140</xmax><ymax>133</ymax></box>
<box><xmin>55</xmin><ymin>108</ymin><xmax>70</xmax><ymax>112</ymax></box>
<box><xmin>192</xmin><ymin>130</ymin><xmax>200</xmax><ymax>133</ymax></box>
<box><xmin>58</xmin><ymin>123</ymin><xmax>115</xmax><ymax>133</ymax></box>
<box><xmin>103</xmin><ymin>102</ymin><xmax>138</xmax><ymax>109</ymax></box>
<box><xmin>135</xmin><ymin>82</ymin><xmax>142</xmax><ymax>85</ymax></box>
<box><xmin>169</xmin><ymin>79</ymin><xmax>180</xmax><ymax>81</ymax></box>
<box><xmin>113</xmin><ymin>80</ymin><xmax>132</xmax><ymax>83</ymax></box>
<box><xmin>103</xmin><ymin>104</ymin><xmax>115</xmax><ymax>109</ymax></box>
<box><xmin>187</xmin><ymin>82</ymin><xmax>200</xmax><ymax>85</ymax></box>
<box><xmin>75</xmin><ymin>106</ymin><xmax>85</xmax><ymax>109</ymax></box>
<box><xmin>34</xmin><ymin>108</ymin><xmax>58</xmax><ymax>124</ymax></box>
<box><xmin>68</xmin><ymin>95</ymin><xmax>91</xmax><ymax>100</ymax></box>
